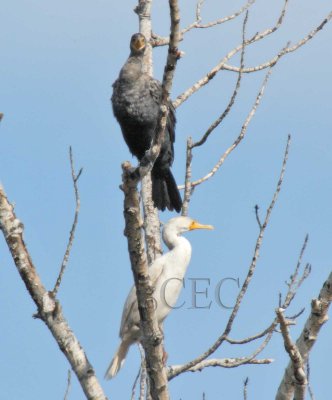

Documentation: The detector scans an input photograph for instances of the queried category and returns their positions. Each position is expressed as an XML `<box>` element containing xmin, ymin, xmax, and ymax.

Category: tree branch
<box><xmin>52</xmin><ymin>147</ymin><xmax>82</xmax><ymax>296</ymax></box>
<box><xmin>191</xmin><ymin>10</ymin><xmax>248</xmax><ymax>149</ymax></box>
<box><xmin>151</xmin><ymin>0</ymin><xmax>256</xmax><ymax>46</ymax></box>
<box><xmin>178</xmin><ymin>66</ymin><xmax>274</xmax><ymax>190</ymax></box>
<box><xmin>173</xmin><ymin>0</ymin><xmax>289</xmax><ymax>108</ymax></box>
<box><xmin>243</xmin><ymin>377</ymin><xmax>249</xmax><ymax>400</ymax></box>
<box><xmin>168</xmin><ymin>357</ymin><xmax>272</xmax><ymax>375</ymax></box>
<box><xmin>276</xmin><ymin>308</ymin><xmax>307</xmax><ymax>399</ymax></box>
<box><xmin>225</xmin><ymin>322</ymin><xmax>275</xmax><ymax>345</ymax></box>
<box><xmin>136</xmin><ymin>0</ymin><xmax>162</xmax><ymax>265</ymax></box>
<box><xmin>276</xmin><ymin>271</ymin><xmax>332</xmax><ymax>400</ymax></box>
<box><xmin>0</xmin><ymin>185</ymin><xmax>107</xmax><ymax>400</ymax></box>
<box><xmin>136</xmin><ymin>0</ymin><xmax>182</xmax><ymax>264</ymax></box>
<box><xmin>121</xmin><ymin>162</ymin><xmax>169</xmax><ymax>400</ymax></box>
<box><xmin>63</xmin><ymin>370</ymin><xmax>72</xmax><ymax>400</ymax></box>
<box><xmin>181</xmin><ymin>137</ymin><xmax>193</xmax><ymax>216</ymax></box>
<box><xmin>169</xmin><ymin>135</ymin><xmax>291</xmax><ymax>379</ymax></box>
<box><xmin>223</xmin><ymin>11</ymin><xmax>332</xmax><ymax>73</ymax></box>
<box><xmin>123</xmin><ymin>1</ymin><xmax>182</xmax><ymax>398</ymax></box>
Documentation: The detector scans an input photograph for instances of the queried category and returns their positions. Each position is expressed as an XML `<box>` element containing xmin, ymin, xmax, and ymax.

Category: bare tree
<box><xmin>0</xmin><ymin>1</ymin><xmax>331</xmax><ymax>399</ymax></box>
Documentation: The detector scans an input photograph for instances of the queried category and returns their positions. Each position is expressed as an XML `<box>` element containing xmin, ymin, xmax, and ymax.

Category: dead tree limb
<box><xmin>121</xmin><ymin>162</ymin><xmax>169</xmax><ymax>400</ymax></box>
<box><xmin>276</xmin><ymin>308</ymin><xmax>307</xmax><ymax>399</ymax></box>
<box><xmin>152</xmin><ymin>0</ymin><xmax>256</xmax><ymax>46</ymax></box>
<box><xmin>276</xmin><ymin>271</ymin><xmax>332</xmax><ymax>400</ymax></box>
<box><xmin>0</xmin><ymin>185</ymin><xmax>107</xmax><ymax>400</ymax></box>
<box><xmin>168</xmin><ymin>135</ymin><xmax>291</xmax><ymax>380</ymax></box>
<box><xmin>178</xmin><ymin>66</ymin><xmax>274</xmax><ymax>191</ymax></box>
<box><xmin>52</xmin><ymin>147</ymin><xmax>82</xmax><ymax>296</ymax></box>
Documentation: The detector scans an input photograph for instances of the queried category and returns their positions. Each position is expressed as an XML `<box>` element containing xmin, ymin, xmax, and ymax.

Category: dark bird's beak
<box><xmin>132</xmin><ymin>36</ymin><xmax>145</xmax><ymax>51</ymax></box>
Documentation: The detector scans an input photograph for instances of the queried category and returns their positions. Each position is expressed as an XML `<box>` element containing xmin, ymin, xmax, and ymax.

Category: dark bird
<box><xmin>112</xmin><ymin>33</ymin><xmax>182</xmax><ymax>212</ymax></box>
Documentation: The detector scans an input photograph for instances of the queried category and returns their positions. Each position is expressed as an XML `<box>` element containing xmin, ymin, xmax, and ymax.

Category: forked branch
<box><xmin>152</xmin><ymin>0</ymin><xmax>256</xmax><ymax>46</ymax></box>
<box><xmin>276</xmin><ymin>271</ymin><xmax>332</xmax><ymax>400</ymax></box>
<box><xmin>191</xmin><ymin>10</ymin><xmax>248</xmax><ymax>149</ymax></box>
<box><xmin>276</xmin><ymin>308</ymin><xmax>308</xmax><ymax>399</ymax></box>
<box><xmin>52</xmin><ymin>147</ymin><xmax>82</xmax><ymax>296</ymax></box>
<box><xmin>168</xmin><ymin>135</ymin><xmax>291</xmax><ymax>379</ymax></box>
<box><xmin>178</xmin><ymin>66</ymin><xmax>274</xmax><ymax>191</ymax></box>
<box><xmin>0</xmin><ymin>185</ymin><xmax>107</xmax><ymax>400</ymax></box>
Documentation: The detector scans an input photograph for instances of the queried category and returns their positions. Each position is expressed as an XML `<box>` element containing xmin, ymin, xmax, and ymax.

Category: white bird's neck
<box><xmin>163</xmin><ymin>229</ymin><xmax>188</xmax><ymax>250</ymax></box>
<box><xmin>162</xmin><ymin>225</ymin><xmax>193</xmax><ymax>277</ymax></box>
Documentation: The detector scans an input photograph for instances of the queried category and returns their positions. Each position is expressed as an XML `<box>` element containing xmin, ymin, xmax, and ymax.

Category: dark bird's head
<box><xmin>130</xmin><ymin>33</ymin><xmax>147</xmax><ymax>55</ymax></box>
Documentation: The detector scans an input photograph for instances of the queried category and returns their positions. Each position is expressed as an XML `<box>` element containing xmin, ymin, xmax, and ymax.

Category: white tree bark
<box><xmin>276</xmin><ymin>272</ymin><xmax>332</xmax><ymax>400</ymax></box>
<box><xmin>0</xmin><ymin>185</ymin><xmax>107</xmax><ymax>400</ymax></box>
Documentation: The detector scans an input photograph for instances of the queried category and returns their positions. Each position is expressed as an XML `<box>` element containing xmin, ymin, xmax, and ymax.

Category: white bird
<box><xmin>105</xmin><ymin>216</ymin><xmax>213</xmax><ymax>379</ymax></box>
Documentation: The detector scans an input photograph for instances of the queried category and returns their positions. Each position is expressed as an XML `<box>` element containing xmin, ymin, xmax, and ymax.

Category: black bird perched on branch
<box><xmin>112</xmin><ymin>33</ymin><xmax>182</xmax><ymax>212</ymax></box>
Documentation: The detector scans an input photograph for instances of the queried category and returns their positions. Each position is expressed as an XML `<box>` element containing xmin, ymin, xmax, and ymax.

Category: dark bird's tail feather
<box><xmin>152</xmin><ymin>168</ymin><xmax>182</xmax><ymax>212</ymax></box>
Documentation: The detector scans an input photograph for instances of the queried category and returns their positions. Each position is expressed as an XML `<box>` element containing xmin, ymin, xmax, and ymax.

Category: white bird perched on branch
<box><xmin>105</xmin><ymin>216</ymin><xmax>214</xmax><ymax>379</ymax></box>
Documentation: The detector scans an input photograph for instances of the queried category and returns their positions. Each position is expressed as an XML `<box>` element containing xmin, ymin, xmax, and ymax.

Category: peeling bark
<box><xmin>122</xmin><ymin>163</ymin><xmax>169</xmax><ymax>400</ymax></box>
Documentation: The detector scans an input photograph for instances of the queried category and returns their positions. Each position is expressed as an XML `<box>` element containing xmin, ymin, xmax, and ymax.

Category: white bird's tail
<box><xmin>105</xmin><ymin>339</ymin><xmax>131</xmax><ymax>380</ymax></box>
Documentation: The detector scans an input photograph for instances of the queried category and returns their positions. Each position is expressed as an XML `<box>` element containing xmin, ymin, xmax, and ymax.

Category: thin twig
<box><xmin>243</xmin><ymin>377</ymin><xmax>249</xmax><ymax>400</ymax></box>
<box><xmin>286</xmin><ymin>307</ymin><xmax>305</xmax><ymax>321</ymax></box>
<box><xmin>223</xmin><ymin>11</ymin><xmax>332</xmax><ymax>73</ymax></box>
<box><xmin>64</xmin><ymin>370</ymin><xmax>72</xmax><ymax>400</ymax></box>
<box><xmin>173</xmin><ymin>0</ymin><xmax>289</xmax><ymax>108</ymax></box>
<box><xmin>52</xmin><ymin>147</ymin><xmax>82</xmax><ymax>296</ymax></box>
<box><xmin>224</xmin><ymin>233</ymin><xmax>312</xmax><ymax>365</ymax></box>
<box><xmin>178</xmin><ymin>67</ymin><xmax>274</xmax><ymax>190</ymax></box>
<box><xmin>181</xmin><ymin>137</ymin><xmax>193</xmax><ymax>216</ymax></box>
<box><xmin>168</xmin><ymin>136</ymin><xmax>291</xmax><ymax>379</ymax></box>
<box><xmin>169</xmin><ymin>323</ymin><xmax>275</xmax><ymax>378</ymax></box>
<box><xmin>292</xmin><ymin>235</ymin><xmax>309</xmax><ymax>286</ymax></box>
<box><xmin>307</xmin><ymin>358</ymin><xmax>316</xmax><ymax>400</ymax></box>
<box><xmin>225</xmin><ymin>322</ymin><xmax>275</xmax><ymax>345</ymax></box>
<box><xmin>131</xmin><ymin>367</ymin><xmax>141</xmax><ymax>400</ymax></box>
<box><xmin>168</xmin><ymin>357</ymin><xmax>273</xmax><ymax>375</ymax></box>
<box><xmin>192</xmin><ymin>10</ymin><xmax>248</xmax><ymax>149</ymax></box>
<box><xmin>152</xmin><ymin>0</ymin><xmax>256</xmax><ymax>46</ymax></box>
<box><xmin>283</xmin><ymin>235</ymin><xmax>310</xmax><ymax>308</ymax></box>
<box><xmin>183</xmin><ymin>0</ymin><xmax>254</xmax><ymax>35</ymax></box>
<box><xmin>254</xmin><ymin>205</ymin><xmax>262</xmax><ymax>229</ymax></box>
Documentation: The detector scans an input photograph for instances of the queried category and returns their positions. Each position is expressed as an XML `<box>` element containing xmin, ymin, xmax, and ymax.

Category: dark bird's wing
<box><xmin>148</xmin><ymin>79</ymin><xmax>181</xmax><ymax>212</ymax></box>
<box><xmin>149</xmin><ymin>79</ymin><xmax>176</xmax><ymax>145</ymax></box>
<box><xmin>112</xmin><ymin>50</ymin><xmax>182</xmax><ymax>212</ymax></box>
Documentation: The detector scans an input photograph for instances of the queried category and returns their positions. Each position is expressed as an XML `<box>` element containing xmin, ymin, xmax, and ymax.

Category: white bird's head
<box><xmin>162</xmin><ymin>217</ymin><xmax>213</xmax><ymax>248</ymax></box>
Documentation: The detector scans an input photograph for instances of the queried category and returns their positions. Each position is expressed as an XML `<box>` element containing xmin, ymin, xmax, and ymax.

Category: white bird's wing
<box><xmin>119</xmin><ymin>285</ymin><xmax>138</xmax><ymax>337</ymax></box>
<box><xmin>119</xmin><ymin>256</ymin><xmax>165</xmax><ymax>338</ymax></box>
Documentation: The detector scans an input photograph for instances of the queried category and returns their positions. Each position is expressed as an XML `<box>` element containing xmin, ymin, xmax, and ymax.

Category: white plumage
<box><xmin>105</xmin><ymin>216</ymin><xmax>213</xmax><ymax>379</ymax></box>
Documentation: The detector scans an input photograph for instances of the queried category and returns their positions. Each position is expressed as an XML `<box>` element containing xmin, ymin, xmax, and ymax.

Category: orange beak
<box><xmin>189</xmin><ymin>221</ymin><xmax>214</xmax><ymax>231</ymax></box>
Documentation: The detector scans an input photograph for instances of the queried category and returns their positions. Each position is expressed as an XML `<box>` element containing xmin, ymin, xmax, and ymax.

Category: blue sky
<box><xmin>0</xmin><ymin>0</ymin><xmax>331</xmax><ymax>399</ymax></box>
